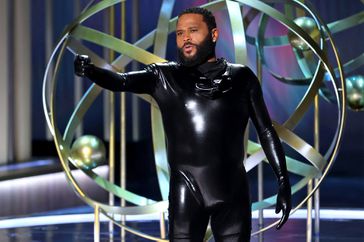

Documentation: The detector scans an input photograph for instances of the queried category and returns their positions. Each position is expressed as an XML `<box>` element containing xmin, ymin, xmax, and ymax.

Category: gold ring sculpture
<box><xmin>41</xmin><ymin>0</ymin><xmax>362</xmax><ymax>240</ymax></box>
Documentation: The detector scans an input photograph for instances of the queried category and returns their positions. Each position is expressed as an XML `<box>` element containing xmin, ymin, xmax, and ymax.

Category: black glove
<box><xmin>275</xmin><ymin>176</ymin><xmax>292</xmax><ymax>229</ymax></box>
<box><xmin>74</xmin><ymin>55</ymin><xmax>93</xmax><ymax>77</ymax></box>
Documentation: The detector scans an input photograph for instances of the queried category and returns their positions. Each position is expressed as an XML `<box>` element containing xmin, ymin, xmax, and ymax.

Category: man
<box><xmin>74</xmin><ymin>7</ymin><xmax>291</xmax><ymax>242</ymax></box>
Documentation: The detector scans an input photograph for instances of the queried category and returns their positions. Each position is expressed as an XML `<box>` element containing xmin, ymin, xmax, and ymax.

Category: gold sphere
<box><xmin>70</xmin><ymin>135</ymin><xmax>106</xmax><ymax>170</ymax></box>
<box><xmin>288</xmin><ymin>17</ymin><xmax>320</xmax><ymax>51</ymax></box>
<box><xmin>346</xmin><ymin>75</ymin><xmax>364</xmax><ymax>111</ymax></box>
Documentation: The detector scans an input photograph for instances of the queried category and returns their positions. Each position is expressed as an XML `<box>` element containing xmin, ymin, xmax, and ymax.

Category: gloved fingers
<box><xmin>275</xmin><ymin>202</ymin><xmax>281</xmax><ymax>214</ymax></box>
<box><xmin>74</xmin><ymin>55</ymin><xmax>90</xmax><ymax>77</ymax></box>
<box><xmin>275</xmin><ymin>193</ymin><xmax>282</xmax><ymax>214</ymax></box>
<box><xmin>276</xmin><ymin>206</ymin><xmax>289</xmax><ymax>230</ymax></box>
<box><xmin>277</xmin><ymin>207</ymin><xmax>291</xmax><ymax>229</ymax></box>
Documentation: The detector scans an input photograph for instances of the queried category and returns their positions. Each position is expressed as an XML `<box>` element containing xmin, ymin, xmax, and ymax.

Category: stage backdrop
<box><xmin>25</xmin><ymin>0</ymin><xmax>364</xmax><ymax>178</ymax></box>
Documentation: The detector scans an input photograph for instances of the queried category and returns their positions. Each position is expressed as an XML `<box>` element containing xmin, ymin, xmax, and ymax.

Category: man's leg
<box><xmin>214</xmin><ymin>232</ymin><xmax>250</xmax><ymax>242</ymax></box>
<box><xmin>210</xmin><ymin>199</ymin><xmax>251</xmax><ymax>242</ymax></box>
<box><xmin>168</xmin><ymin>174</ymin><xmax>209</xmax><ymax>242</ymax></box>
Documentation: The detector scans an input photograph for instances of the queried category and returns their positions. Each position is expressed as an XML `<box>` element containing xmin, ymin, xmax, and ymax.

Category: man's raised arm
<box><xmin>74</xmin><ymin>55</ymin><xmax>157</xmax><ymax>94</ymax></box>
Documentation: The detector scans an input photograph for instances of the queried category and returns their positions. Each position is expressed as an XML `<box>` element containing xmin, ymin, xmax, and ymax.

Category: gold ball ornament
<box><xmin>346</xmin><ymin>75</ymin><xmax>364</xmax><ymax>111</ymax></box>
<box><xmin>70</xmin><ymin>135</ymin><xmax>106</xmax><ymax>170</ymax></box>
<box><xmin>288</xmin><ymin>16</ymin><xmax>320</xmax><ymax>51</ymax></box>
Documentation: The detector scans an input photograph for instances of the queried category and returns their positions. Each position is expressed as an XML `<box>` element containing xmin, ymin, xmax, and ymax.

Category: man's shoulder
<box><xmin>143</xmin><ymin>61</ymin><xmax>178</xmax><ymax>77</ymax></box>
<box><xmin>224</xmin><ymin>62</ymin><xmax>255</xmax><ymax>78</ymax></box>
<box><xmin>226</xmin><ymin>61</ymin><xmax>250</xmax><ymax>71</ymax></box>
<box><xmin>224</xmin><ymin>61</ymin><xmax>259</xmax><ymax>89</ymax></box>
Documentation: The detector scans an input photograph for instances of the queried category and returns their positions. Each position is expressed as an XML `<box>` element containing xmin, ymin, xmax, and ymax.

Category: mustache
<box><xmin>183</xmin><ymin>42</ymin><xmax>196</xmax><ymax>48</ymax></box>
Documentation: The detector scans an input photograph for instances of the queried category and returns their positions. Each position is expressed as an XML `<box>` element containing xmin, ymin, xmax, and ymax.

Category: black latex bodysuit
<box><xmin>78</xmin><ymin>58</ymin><xmax>290</xmax><ymax>242</ymax></box>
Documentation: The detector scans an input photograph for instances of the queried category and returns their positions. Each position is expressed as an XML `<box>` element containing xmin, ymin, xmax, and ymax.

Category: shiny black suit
<box><xmin>74</xmin><ymin>56</ymin><xmax>291</xmax><ymax>242</ymax></box>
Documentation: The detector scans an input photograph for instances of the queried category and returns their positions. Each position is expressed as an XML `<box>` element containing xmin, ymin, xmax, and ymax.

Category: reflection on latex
<box><xmin>185</xmin><ymin>100</ymin><xmax>205</xmax><ymax>133</ymax></box>
<box><xmin>180</xmin><ymin>184</ymin><xmax>186</xmax><ymax>205</ymax></box>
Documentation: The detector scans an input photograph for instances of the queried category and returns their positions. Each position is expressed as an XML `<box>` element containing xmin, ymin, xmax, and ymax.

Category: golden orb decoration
<box><xmin>70</xmin><ymin>135</ymin><xmax>106</xmax><ymax>170</ymax></box>
<box><xmin>288</xmin><ymin>16</ymin><xmax>320</xmax><ymax>51</ymax></box>
<box><xmin>346</xmin><ymin>75</ymin><xmax>364</xmax><ymax>111</ymax></box>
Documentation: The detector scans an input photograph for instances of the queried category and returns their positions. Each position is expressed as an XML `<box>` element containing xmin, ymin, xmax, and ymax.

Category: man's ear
<box><xmin>211</xmin><ymin>28</ymin><xmax>219</xmax><ymax>42</ymax></box>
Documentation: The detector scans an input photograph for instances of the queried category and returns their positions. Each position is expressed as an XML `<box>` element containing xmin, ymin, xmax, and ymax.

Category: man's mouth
<box><xmin>183</xmin><ymin>43</ymin><xmax>195</xmax><ymax>54</ymax></box>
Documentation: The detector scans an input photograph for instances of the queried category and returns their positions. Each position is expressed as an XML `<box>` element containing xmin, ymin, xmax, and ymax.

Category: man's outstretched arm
<box><xmin>74</xmin><ymin>55</ymin><xmax>157</xmax><ymax>94</ymax></box>
<box><xmin>246</xmin><ymin>67</ymin><xmax>292</xmax><ymax>229</ymax></box>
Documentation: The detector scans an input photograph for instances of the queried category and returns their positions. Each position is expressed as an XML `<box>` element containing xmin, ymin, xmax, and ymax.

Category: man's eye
<box><xmin>191</xmin><ymin>29</ymin><xmax>197</xmax><ymax>32</ymax></box>
<box><xmin>176</xmin><ymin>32</ymin><xmax>182</xmax><ymax>36</ymax></box>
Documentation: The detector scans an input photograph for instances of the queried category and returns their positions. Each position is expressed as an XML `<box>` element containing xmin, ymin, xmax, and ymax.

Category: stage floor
<box><xmin>0</xmin><ymin>210</ymin><xmax>363</xmax><ymax>242</ymax></box>
<box><xmin>0</xmin><ymin>160</ymin><xmax>363</xmax><ymax>241</ymax></box>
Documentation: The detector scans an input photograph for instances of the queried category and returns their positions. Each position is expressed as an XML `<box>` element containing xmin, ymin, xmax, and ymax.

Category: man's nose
<box><xmin>183</xmin><ymin>32</ymin><xmax>191</xmax><ymax>42</ymax></box>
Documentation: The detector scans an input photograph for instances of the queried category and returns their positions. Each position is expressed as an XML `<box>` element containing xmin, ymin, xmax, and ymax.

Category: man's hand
<box><xmin>275</xmin><ymin>176</ymin><xmax>291</xmax><ymax>229</ymax></box>
<box><xmin>74</xmin><ymin>55</ymin><xmax>93</xmax><ymax>77</ymax></box>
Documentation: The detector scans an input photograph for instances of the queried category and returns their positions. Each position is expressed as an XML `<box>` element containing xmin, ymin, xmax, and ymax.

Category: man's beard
<box><xmin>177</xmin><ymin>34</ymin><xmax>216</xmax><ymax>67</ymax></box>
